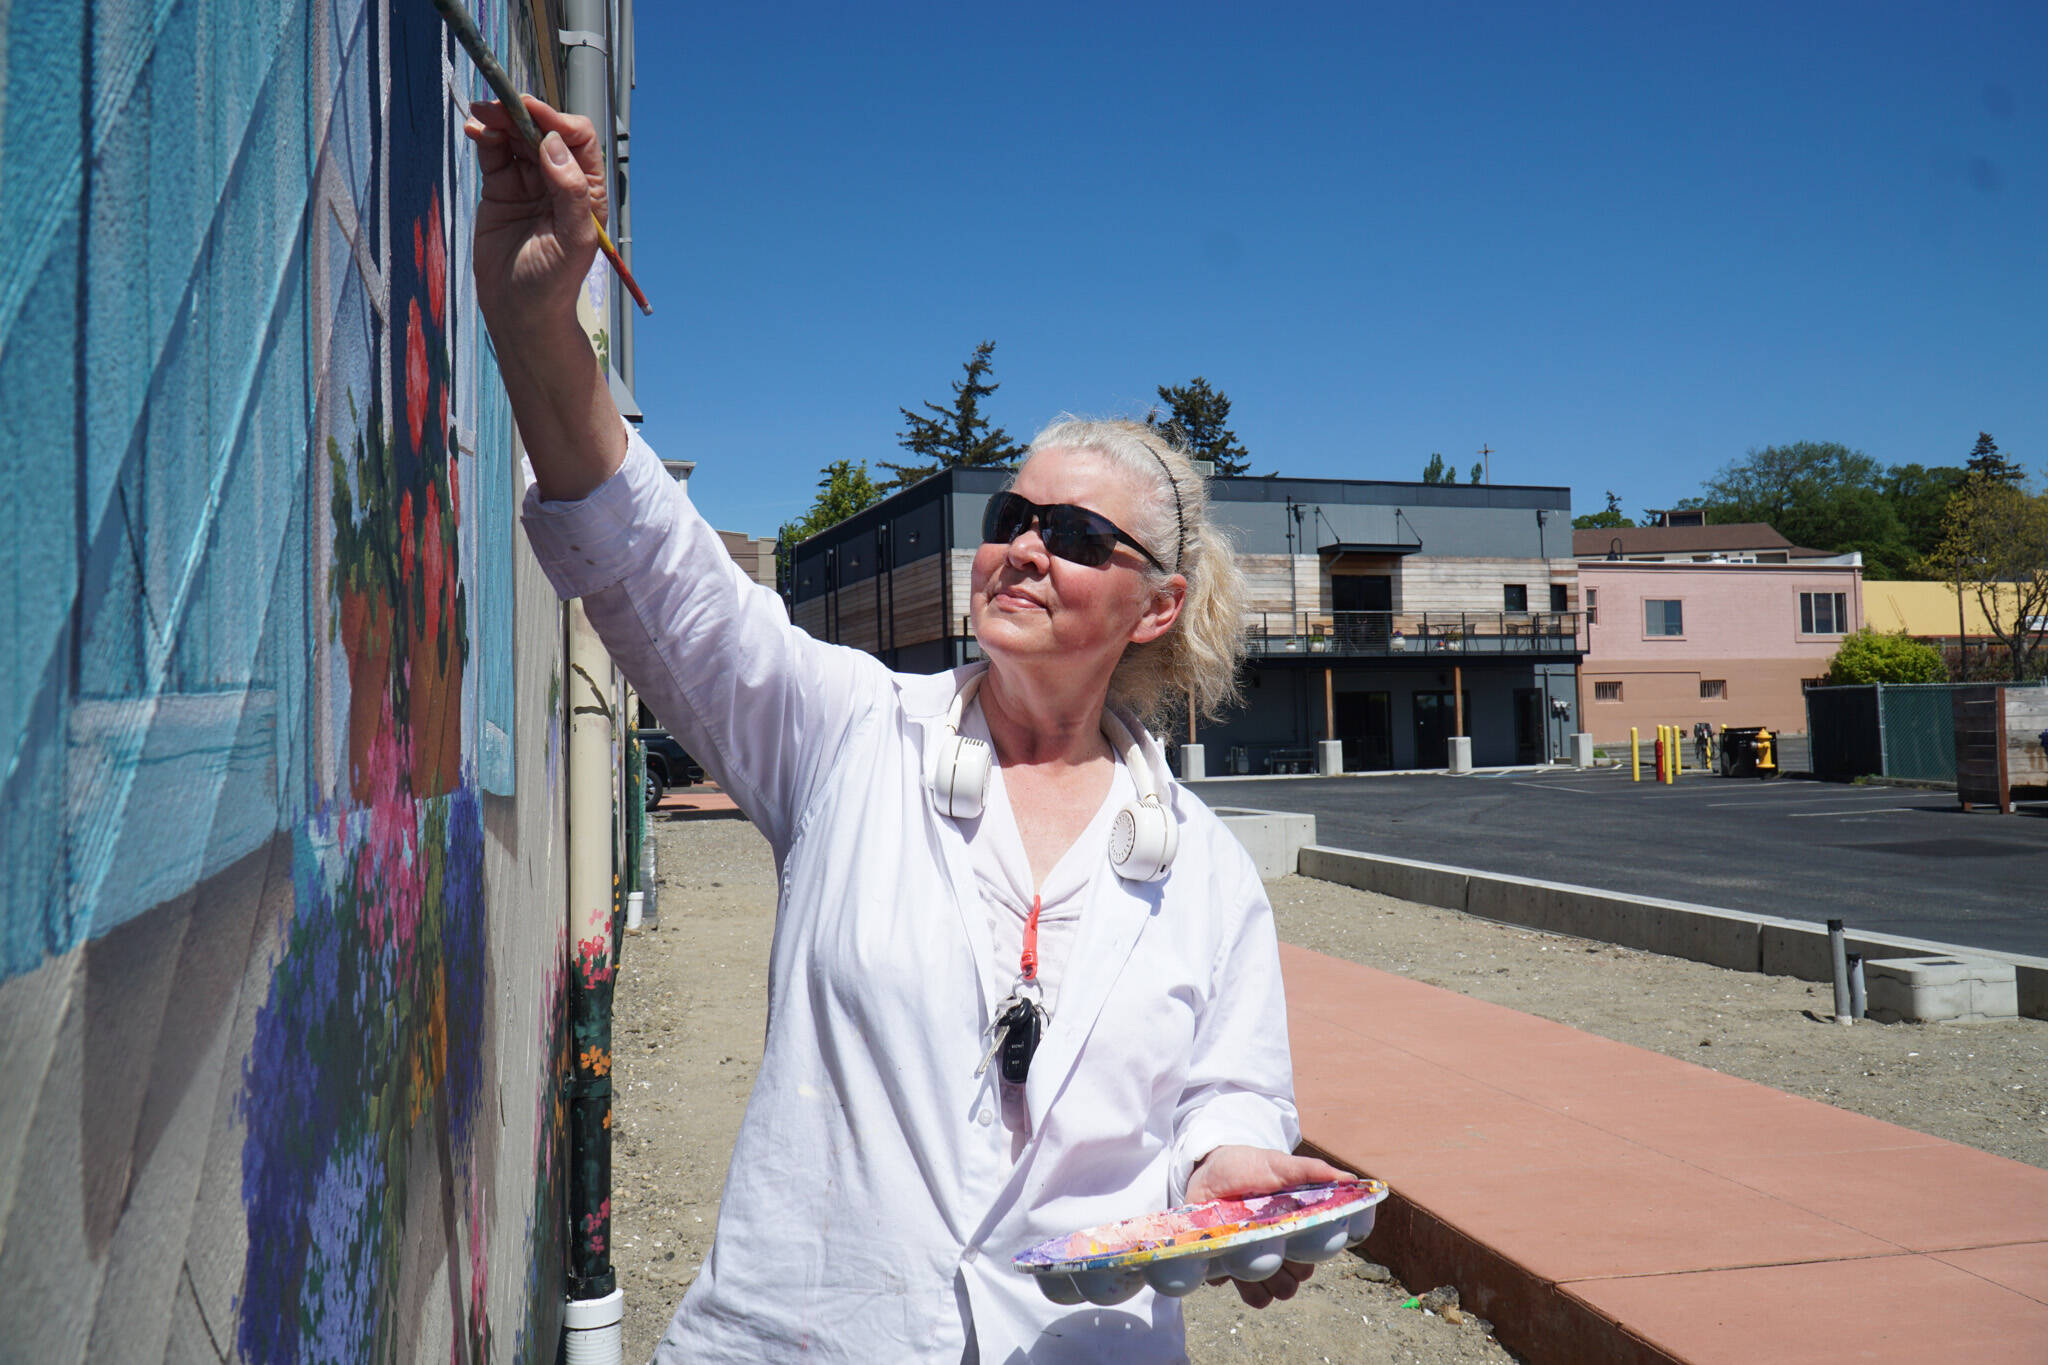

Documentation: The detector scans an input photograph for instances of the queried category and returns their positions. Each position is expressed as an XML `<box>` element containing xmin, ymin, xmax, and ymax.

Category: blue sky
<box><xmin>620</xmin><ymin>1</ymin><xmax>2046</xmax><ymax>536</ymax></box>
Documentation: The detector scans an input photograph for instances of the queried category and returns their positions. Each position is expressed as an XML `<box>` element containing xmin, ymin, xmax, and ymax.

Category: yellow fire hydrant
<box><xmin>1755</xmin><ymin>727</ymin><xmax>1777</xmax><ymax>776</ymax></box>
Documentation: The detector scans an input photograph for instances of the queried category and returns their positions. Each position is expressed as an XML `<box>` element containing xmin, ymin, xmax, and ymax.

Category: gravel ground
<box><xmin>609</xmin><ymin>815</ymin><xmax>2044</xmax><ymax>1364</ymax></box>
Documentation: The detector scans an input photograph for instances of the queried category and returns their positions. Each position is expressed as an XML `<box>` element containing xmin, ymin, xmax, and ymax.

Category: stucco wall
<box><xmin>1578</xmin><ymin>562</ymin><xmax>1864</xmax><ymax>744</ymax></box>
<box><xmin>0</xmin><ymin>3</ymin><xmax>583</xmax><ymax>1360</ymax></box>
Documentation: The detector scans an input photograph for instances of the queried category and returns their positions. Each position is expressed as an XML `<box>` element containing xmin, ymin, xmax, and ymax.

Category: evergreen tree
<box><xmin>1965</xmin><ymin>431</ymin><xmax>2024</xmax><ymax>485</ymax></box>
<box><xmin>1421</xmin><ymin>453</ymin><xmax>1456</xmax><ymax>484</ymax></box>
<box><xmin>1145</xmin><ymin>377</ymin><xmax>1253</xmax><ymax>476</ymax></box>
<box><xmin>880</xmin><ymin>341</ymin><xmax>1025</xmax><ymax>490</ymax></box>
<box><xmin>1469</xmin><ymin>461</ymin><xmax>1485</xmax><ymax>484</ymax></box>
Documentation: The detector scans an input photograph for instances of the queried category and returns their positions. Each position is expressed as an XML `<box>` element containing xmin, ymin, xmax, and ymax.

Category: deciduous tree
<box><xmin>1698</xmin><ymin>441</ymin><xmax>1911</xmax><ymax>578</ymax></box>
<box><xmin>1572</xmin><ymin>491</ymin><xmax>1636</xmax><ymax>531</ymax></box>
<box><xmin>776</xmin><ymin>458</ymin><xmax>883</xmax><ymax>592</ymax></box>
<box><xmin>1931</xmin><ymin>477</ymin><xmax>2048</xmax><ymax>680</ymax></box>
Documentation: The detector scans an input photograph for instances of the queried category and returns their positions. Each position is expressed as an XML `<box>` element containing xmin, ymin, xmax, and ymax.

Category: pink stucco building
<box><xmin>1576</xmin><ymin>560</ymin><xmax>1865</xmax><ymax>744</ymax></box>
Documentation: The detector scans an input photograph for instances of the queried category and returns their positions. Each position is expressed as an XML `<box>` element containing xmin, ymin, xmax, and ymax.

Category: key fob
<box><xmin>998</xmin><ymin>998</ymin><xmax>1041</xmax><ymax>1085</ymax></box>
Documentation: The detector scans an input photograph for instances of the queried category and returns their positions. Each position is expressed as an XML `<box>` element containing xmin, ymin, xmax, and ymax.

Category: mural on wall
<box><xmin>0</xmin><ymin>1</ymin><xmax>587</xmax><ymax>1360</ymax></box>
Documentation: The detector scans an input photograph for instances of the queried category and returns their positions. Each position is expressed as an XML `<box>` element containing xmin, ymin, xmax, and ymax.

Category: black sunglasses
<box><xmin>981</xmin><ymin>492</ymin><xmax>1168</xmax><ymax>572</ymax></box>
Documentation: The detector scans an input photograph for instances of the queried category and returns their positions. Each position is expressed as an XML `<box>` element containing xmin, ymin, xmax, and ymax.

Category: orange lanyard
<box><xmin>1020</xmin><ymin>894</ymin><xmax>1042</xmax><ymax>981</ymax></box>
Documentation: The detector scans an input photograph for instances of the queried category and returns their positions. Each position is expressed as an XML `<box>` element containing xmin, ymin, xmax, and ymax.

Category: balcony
<box><xmin>1245</xmin><ymin>611</ymin><xmax>1583</xmax><ymax>659</ymax></box>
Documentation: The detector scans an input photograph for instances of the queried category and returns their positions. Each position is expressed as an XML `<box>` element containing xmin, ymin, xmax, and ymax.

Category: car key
<box><xmin>996</xmin><ymin>996</ymin><xmax>1043</xmax><ymax>1085</ymax></box>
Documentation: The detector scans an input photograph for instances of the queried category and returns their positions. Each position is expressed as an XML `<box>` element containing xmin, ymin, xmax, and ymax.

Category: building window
<box><xmin>1644</xmin><ymin>599</ymin><xmax>1684</xmax><ymax>636</ymax></box>
<box><xmin>1503</xmin><ymin>584</ymin><xmax>1527</xmax><ymax>612</ymax></box>
<box><xmin>1586</xmin><ymin>588</ymin><xmax>1598</xmax><ymax>624</ymax></box>
<box><xmin>1594</xmin><ymin>681</ymin><xmax>1623</xmax><ymax>701</ymax></box>
<box><xmin>1549</xmin><ymin>583</ymin><xmax>1568</xmax><ymax>612</ymax></box>
<box><xmin>1701</xmin><ymin>679</ymin><xmax>1727</xmax><ymax>700</ymax></box>
<box><xmin>1800</xmin><ymin>591</ymin><xmax>1847</xmax><ymax>634</ymax></box>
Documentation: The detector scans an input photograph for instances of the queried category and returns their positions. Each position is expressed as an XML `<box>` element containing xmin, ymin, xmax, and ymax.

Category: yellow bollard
<box><xmin>1673</xmin><ymin>724</ymin><xmax>1683</xmax><ymax>778</ymax></box>
<box><xmin>1664</xmin><ymin>725</ymin><xmax>1675</xmax><ymax>783</ymax></box>
<box><xmin>1631</xmin><ymin>727</ymin><xmax>1641</xmax><ymax>781</ymax></box>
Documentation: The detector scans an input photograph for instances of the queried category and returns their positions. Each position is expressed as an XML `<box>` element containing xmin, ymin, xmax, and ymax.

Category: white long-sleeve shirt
<box><xmin>522</xmin><ymin>425</ymin><xmax>1300</xmax><ymax>1364</ymax></box>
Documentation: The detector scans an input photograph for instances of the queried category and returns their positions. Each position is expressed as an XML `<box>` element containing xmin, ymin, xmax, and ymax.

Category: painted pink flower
<box><xmin>406</xmin><ymin>298</ymin><xmax>429</xmax><ymax>453</ymax></box>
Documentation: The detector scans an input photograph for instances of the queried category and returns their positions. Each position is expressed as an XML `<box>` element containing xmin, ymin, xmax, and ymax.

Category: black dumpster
<box><xmin>1717</xmin><ymin>726</ymin><xmax>1779</xmax><ymax>778</ymax></box>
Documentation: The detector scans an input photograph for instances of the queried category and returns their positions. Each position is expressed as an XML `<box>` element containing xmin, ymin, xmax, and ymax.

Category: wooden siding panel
<box><xmin>837</xmin><ymin>578</ymin><xmax>880</xmax><ymax>652</ymax></box>
<box><xmin>888</xmin><ymin>554</ymin><xmax>946</xmax><ymax>649</ymax></box>
<box><xmin>793</xmin><ymin>596</ymin><xmax>826</xmax><ymax>640</ymax></box>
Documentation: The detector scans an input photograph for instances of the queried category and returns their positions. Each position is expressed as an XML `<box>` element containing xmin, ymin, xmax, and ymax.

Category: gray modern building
<box><xmin>787</xmin><ymin>468</ymin><xmax>1582</xmax><ymax>770</ymax></box>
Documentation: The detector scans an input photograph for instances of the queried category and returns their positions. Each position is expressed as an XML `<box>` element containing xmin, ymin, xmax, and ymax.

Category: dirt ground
<box><xmin>608</xmin><ymin>816</ymin><xmax>2044</xmax><ymax>1364</ymax></box>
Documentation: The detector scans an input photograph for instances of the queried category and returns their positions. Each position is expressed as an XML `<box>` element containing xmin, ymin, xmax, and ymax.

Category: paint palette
<box><xmin>1013</xmin><ymin>1178</ymin><xmax>1388</xmax><ymax>1306</ymax></box>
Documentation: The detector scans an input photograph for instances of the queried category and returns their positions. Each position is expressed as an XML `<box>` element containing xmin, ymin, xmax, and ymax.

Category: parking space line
<box><xmin>1786</xmin><ymin>806</ymin><xmax>1920</xmax><ymax>818</ymax></box>
<box><xmin>1510</xmin><ymin>781</ymin><xmax>1610</xmax><ymax>795</ymax></box>
<box><xmin>1707</xmin><ymin>791</ymin><xmax>1913</xmax><ymax>807</ymax></box>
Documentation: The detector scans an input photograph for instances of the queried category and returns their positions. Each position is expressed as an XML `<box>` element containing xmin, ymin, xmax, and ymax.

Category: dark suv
<box><xmin>637</xmin><ymin>729</ymin><xmax>704</xmax><ymax>808</ymax></box>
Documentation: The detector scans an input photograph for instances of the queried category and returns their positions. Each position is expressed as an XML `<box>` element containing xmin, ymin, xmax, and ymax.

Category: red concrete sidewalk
<box><xmin>1281</xmin><ymin>943</ymin><xmax>2048</xmax><ymax>1365</ymax></box>
<box><xmin>653</xmin><ymin>782</ymin><xmax>744</xmax><ymax>819</ymax></box>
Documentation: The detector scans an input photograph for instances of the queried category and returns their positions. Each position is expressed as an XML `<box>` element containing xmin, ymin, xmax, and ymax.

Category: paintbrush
<box><xmin>432</xmin><ymin>0</ymin><xmax>653</xmax><ymax>317</ymax></box>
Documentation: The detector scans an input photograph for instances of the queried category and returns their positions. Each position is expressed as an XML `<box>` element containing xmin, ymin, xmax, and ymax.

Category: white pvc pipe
<box><xmin>563</xmin><ymin>1288</ymin><xmax>625</xmax><ymax>1365</ymax></box>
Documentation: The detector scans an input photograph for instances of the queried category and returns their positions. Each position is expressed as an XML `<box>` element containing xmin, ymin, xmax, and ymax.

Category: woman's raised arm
<box><xmin>464</xmin><ymin>95</ymin><xmax>626</xmax><ymax>500</ymax></box>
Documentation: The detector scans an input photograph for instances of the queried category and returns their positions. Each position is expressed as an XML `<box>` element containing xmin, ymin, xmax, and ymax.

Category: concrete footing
<box><xmin>1180</xmin><ymin>743</ymin><xmax>1205</xmax><ymax>781</ymax></box>
<box><xmin>1215</xmin><ymin>809</ymin><xmax>1318</xmax><ymax>881</ymax></box>
<box><xmin>1317</xmin><ymin>740</ymin><xmax>1343</xmax><ymax>776</ymax></box>
<box><xmin>1865</xmin><ymin>956</ymin><xmax>2019</xmax><ymax>1023</ymax></box>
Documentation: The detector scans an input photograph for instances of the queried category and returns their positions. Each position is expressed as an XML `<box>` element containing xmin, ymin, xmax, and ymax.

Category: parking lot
<box><xmin>1195</xmin><ymin>767</ymin><xmax>2048</xmax><ymax>959</ymax></box>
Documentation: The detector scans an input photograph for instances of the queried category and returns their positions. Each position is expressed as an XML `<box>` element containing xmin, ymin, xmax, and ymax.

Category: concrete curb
<box><xmin>1296</xmin><ymin>844</ymin><xmax>2048</xmax><ymax>1020</ymax></box>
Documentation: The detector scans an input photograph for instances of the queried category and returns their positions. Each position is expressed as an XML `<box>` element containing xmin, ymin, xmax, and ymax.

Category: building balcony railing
<box><xmin>1245</xmin><ymin>610</ymin><xmax>1584</xmax><ymax>658</ymax></box>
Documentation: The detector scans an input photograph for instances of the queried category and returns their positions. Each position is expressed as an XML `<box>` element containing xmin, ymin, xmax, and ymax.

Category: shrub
<box><xmin>1823</xmin><ymin>628</ymin><xmax>1948</xmax><ymax>685</ymax></box>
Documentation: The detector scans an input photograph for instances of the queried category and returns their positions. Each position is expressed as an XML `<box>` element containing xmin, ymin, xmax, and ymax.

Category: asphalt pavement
<box><xmin>1194</xmin><ymin>766</ymin><xmax>2048</xmax><ymax>959</ymax></box>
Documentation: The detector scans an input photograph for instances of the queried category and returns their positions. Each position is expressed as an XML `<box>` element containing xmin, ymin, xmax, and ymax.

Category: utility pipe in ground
<box><xmin>566</xmin><ymin>601</ymin><xmax>620</xmax><ymax>1321</ymax></box>
<box><xmin>561</xmin><ymin>5</ymin><xmax>626</xmax><ymax>1357</ymax></box>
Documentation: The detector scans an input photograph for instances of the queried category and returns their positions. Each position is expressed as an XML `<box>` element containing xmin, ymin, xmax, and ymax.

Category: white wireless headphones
<box><xmin>925</xmin><ymin>671</ymin><xmax>1179</xmax><ymax>883</ymax></box>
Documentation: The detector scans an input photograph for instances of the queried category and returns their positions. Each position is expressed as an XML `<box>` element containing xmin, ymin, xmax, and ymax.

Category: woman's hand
<box><xmin>1188</xmin><ymin>1145</ymin><xmax>1355</xmax><ymax>1309</ymax></box>
<box><xmin>463</xmin><ymin>95</ymin><xmax>608</xmax><ymax>336</ymax></box>
<box><xmin>458</xmin><ymin>94</ymin><xmax>625</xmax><ymax>499</ymax></box>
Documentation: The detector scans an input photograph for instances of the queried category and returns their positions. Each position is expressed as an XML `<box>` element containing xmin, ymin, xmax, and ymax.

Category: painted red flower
<box><xmin>423</xmin><ymin>483</ymin><xmax>444</xmax><ymax>647</ymax></box>
<box><xmin>399</xmin><ymin>491</ymin><xmax>416</xmax><ymax>583</ymax></box>
<box><xmin>405</xmin><ymin>298</ymin><xmax>428</xmax><ymax>453</ymax></box>
<box><xmin>426</xmin><ymin>189</ymin><xmax>447</xmax><ymax>328</ymax></box>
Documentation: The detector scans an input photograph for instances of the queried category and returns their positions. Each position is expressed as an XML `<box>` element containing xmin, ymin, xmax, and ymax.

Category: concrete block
<box><xmin>1214</xmin><ymin>809</ymin><xmax>1318</xmax><ymax>881</ymax></box>
<box><xmin>1570</xmin><ymin>732</ymin><xmax>1594</xmax><ymax>769</ymax></box>
<box><xmin>1297</xmin><ymin>846</ymin><xmax>1471</xmax><ymax>913</ymax></box>
<box><xmin>1864</xmin><ymin>957</ymin><xmax>2018</xmax><ymax>1024</ymax></box>
<box><xmin>1460</xmin><ymin>877</ymin><xmax>1767</xmax><ymax>973</ymax></box>
<box><xmin>1180</xmin><ymin>743</ymin><xmax>1206</xmax><ymax>781</ymax></box>
<box><xmin>1317</xmin><ymin>740</ymin><xmax>1344</xmax><ymax>776</ymax></box>
<box><xmin>1447</xmin><ymin>736</ymin><xmax>1472</xmax><ymax>774</ymax></box>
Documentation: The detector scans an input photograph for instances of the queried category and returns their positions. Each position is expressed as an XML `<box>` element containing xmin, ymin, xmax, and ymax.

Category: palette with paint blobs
<box><xmin>1012</xmin><ymin>1178</ymin><xmax>1388</xmax><ymax>1306</ymax></box>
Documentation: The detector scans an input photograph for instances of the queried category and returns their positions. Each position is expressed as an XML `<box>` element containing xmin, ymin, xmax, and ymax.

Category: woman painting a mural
<box><xmin>465</xmin><ymin>95</ymin><xmax>1345</xmax><ymax>1362</ymax></box>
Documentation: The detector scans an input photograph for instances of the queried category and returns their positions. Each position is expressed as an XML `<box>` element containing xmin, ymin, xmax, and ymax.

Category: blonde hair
<box><xmin>1018</xmin><ymin>417</ymin><xmax>1248</xmax><ymax>729</ymax></box>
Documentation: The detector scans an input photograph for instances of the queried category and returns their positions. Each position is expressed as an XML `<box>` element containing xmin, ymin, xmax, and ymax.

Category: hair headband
<box><xmin>1142</xmin><ymin>444</ymin><xmax>1185</xmax><ymax>574</ymax></box>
